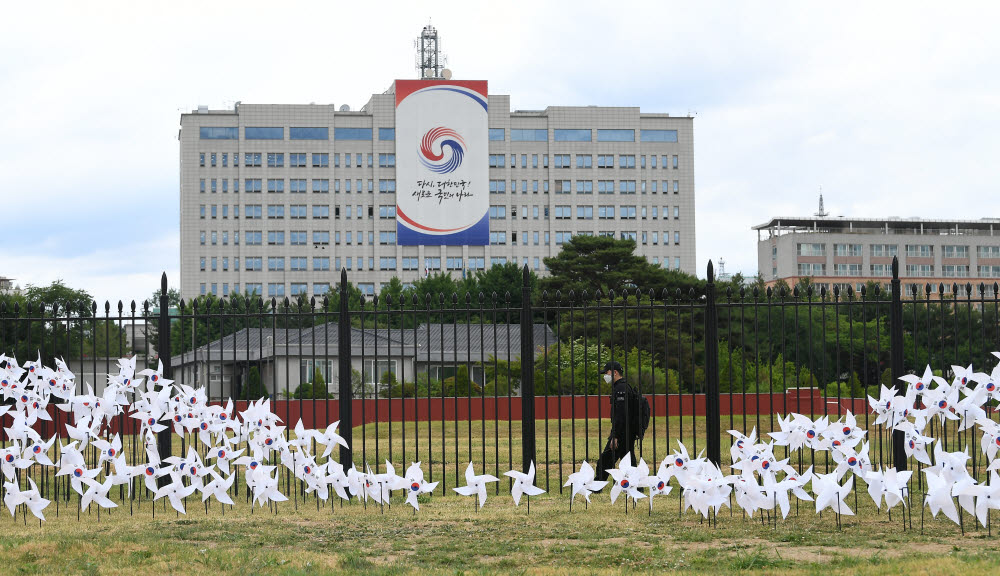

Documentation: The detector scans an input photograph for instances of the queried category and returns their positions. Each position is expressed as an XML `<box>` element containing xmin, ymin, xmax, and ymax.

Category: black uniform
<box><xmin>596</xmin><ymin>377</ymin><xmax>638</xmax><ymax>481</ymax></box>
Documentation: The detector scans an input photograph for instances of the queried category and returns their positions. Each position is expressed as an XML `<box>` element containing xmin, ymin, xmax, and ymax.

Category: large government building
<box><xmin>179</xmin><ymin>30</ymin><xmax>695</xmax><ymax>300</ymax></box>
<box><xmin>755</xmin><ymin>210</ymin><xmax>1000</xmax><ymax>297</ymax></box>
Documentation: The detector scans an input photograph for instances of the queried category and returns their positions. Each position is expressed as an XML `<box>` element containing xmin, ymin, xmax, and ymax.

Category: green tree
<box><xmin>541</xmin><ymin>235</ymin><xmax>703</xmax><ymax>298</ymax></box>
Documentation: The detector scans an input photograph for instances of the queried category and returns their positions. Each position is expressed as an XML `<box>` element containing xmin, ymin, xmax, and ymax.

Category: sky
<box><xmin>1</xmin><ymin>1</ymin><xmax>998</xmax><ymax>305</ymax></box>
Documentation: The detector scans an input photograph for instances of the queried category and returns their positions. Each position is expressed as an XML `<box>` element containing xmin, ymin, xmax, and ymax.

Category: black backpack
<box><xmin>626</xmin><ymin>384</ymin><xmax>651</xmax><ymax>439</ymax></box>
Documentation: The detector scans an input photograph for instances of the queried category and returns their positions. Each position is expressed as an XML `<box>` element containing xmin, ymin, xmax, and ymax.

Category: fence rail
<box><xmin>2</xmin><ymin>257</ymin><xmax>1000</xmax><ymax>500</ymax></box>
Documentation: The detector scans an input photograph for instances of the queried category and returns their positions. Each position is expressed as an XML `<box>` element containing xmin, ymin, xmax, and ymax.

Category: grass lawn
<box><xmin>2</xmin><ymin>486</ymin><xmax>1000</xmax><ymax>576</ymax></box>
<box><xmin>4</xmin><ymin>416</ymin><xmax>998</xmax><ymax>574</ymax></box>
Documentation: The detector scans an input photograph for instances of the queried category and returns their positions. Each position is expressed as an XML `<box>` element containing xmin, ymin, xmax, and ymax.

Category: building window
<box><xmin>291</xmin><ymin>257</ymin><xmax>308</xmax><ymax>271</ymax></box>
<box><xmin>870</xmin><ymin>264</ymin><xmax>892</xmax><ymax>277</ymax></box>
<box><xmin>834</xmin><ymin>244</ymin><xmax>862</xmax><ymax>257</ymax></box>
<box><xmin>378</xmin><ymin>153</ymin><xmax>396</xmax><ymax>168</ymax></box>
<box><xmin>267</xmin><ymin>283</ymin><xmax>285</xmax><ymax>298</ymax></box>
<box><xmin>378</xmin><ymin>179</ymin><xmax>396</xmax><ymax>193</ymax></box>
<box><xmin>378</xmin><ymin>128</ymin><xmax>395</xmax><ymax>141</ymax></box>
<box><xmin>489</xmin><ymin>231</ymin><xmax>507</xmax><ymax>245</ymax></box>
<box><xmin>942</xmin><ymin>265</ymin><xmax>969</xmax><ymax>278</ymax></box>
<box><xmin>979</xmin><ymin>265</ymin><xmax>1000</xmax><ymax>278</ymax></box>
<box><xmin>289</xmin><ymin>127</ymin><xmax>328</xmax><ymax>140</ymax></box>
<box><xmin>379</xmin><ymin>257</ymin><xmax>397</xmax><ymax>271</ymax></box>
<box><xmin>673</xmin><ymin>181</ymin><xmax>680</xmax><ymax>194</ymax></box>
<box><xmin>290</xmin><ymin>153</ymin><xmax>307</xmax><ymax>167</ymax></box>
<box><xmin>489</xmin><ymin>205</ymin><xmax>507</xmax><ymax>219</ymax></box>
<box><xmin>597</xmin><ymin>129</ymin><xmax>635</xmax><ymax>142</ymax></box>
<box><xmin>620</xmin><ymin>206</ymin><xmax>637</xmax><ymax>219</ymax></box>
<box><xmin>619</xmin><ymin>155</ymin><xmax>636</xmax><ymax>169</ymax></box>
<box><xmin>267</xmin><ymin>205</ymin><xmax>284</xmax><ymax>219</ymax></box>
<box><xmin>289</xmin><ymin>179</ymin><xmax>306</xmax><ymax>194</ymax></box>
<box><xmin>672</xmin><ymin>155</ymin><xmax>679</xmax><ymax>169</ymax></box>
<box><xmin>245</xmin><ymin>257</ymin><xmax>263</xmax><ymax>271</ymax></box>
<box><xmin>268</xmin><ymin>257</ymin><xmax>285</xmax><ymax>271</ymax></box>
<box><xmin>620</xmin><ymin>181</ymin><xmax>637</xmax><ymax>194</ymax></box>
<box><xmin>978</xmin><ymin>246</ymin><xmax>1000</xmax><ymax>258</ymax></box>
<box><xmin>576</xmin><ymin>180</ymin><xmax>593</xmax><ymax>194</ymax></box>
<box><xmin>244</xmin><ymin>153</ymin><xmax>262</xmax><ymax>167</ymax></box>
<box><xmin>199</xmin><ymin>127</ymin><xmax>238</xmax><ymax>140</ymax></box>
<box><xmin>244</xmin><ymin>231</ymin><xmax>263</xmax><ymax>245</ymax></box>
<box><xmin>797</xmin><ymin>263</ymin><xmax>826</xmax><ymax>276</ymax></box>
<box><xmin>489</xmin><ymin>128</ymin><xmax>505</xmax><ymax>141</ymax></box>
<box><xmin>489</xmin><ymin>180</ymin><xmax>507</xmax><ymax>193</ymax></box>
<box><xmin>870</xmin><ymin>244</ymin><xmax>898</xmax><ymax>257</ymax></box>
<box><xmin>640</xmin><ymin>129</ymin><xmax>678</xmax><ymax>142</ymax></box>
<box><xmin>313</xmin><ymin>179</ymin><xmax>330</xmax><ymax>193</ymax></box>
<box><xmin>379</xmin><ymin>231</ymin><xmax>397</xmax><ymax>245</ymax></box>
<box><xmin>245</xmin><ymin>178</ymin><xmax>263</xmax><ymax>193</ymax></box>
<box><xmin>510</xmin><ymin>129</ymin><xmax>546</xmax><ymax>141</ymax></box>
<box><xmin>313</xmin><ymin>206</ymin><xmax>329</xmax><ymax>219</ymax></box>
<box><xmin>796</xmin><ymin>243</ymin><xmax>825</xmax><ymax>256</ymax></box>
<box><xmin>313</xmin><ymin>153</ymin><xmax>329</xmax><ymax>167</ymax></box>
<box><xmin>290</xmin><ymin>231</ymin><xmax>307</xmax><ymax>245</ymax></box>
<box><xmin>267</xmin><ymin>231</ymin><xmax>285</xmax><ymax>245</ymax></box>
<box><xmin>620</xmin><ymin>231</ymin><xmax>637</xmax><ymax>241</ymax></box>
<box><xmin>598</xmin><ymin>206</ymin><xmax>615</xmax><ymax>219</ymax></box>
<box><xmin>267</xmin><ymin>153</ymin><xmax>284</xmax><ymax>168</ymax></box>
<box><xmin>576</xmin><ymin>206</ymin><xmax>593</xmax><ymax>220</ymax></box>
<box><xmin>833</xmin><ymin>264</ymin><xmax>862</xmax><ymax>276</ymax></box>
<box><xmin>905</xmin><ymin>264</ymin><xmax>934</xmax><ymax>276</ymax></box>
<box><xmin>906</xmin><ymin>245</ymin><xmax>933</xmax><ymax>258</ymax></box>
<box><xmin>553</xmin><ymin>154</ymin><xmax>571</xmax><ymax>168</ymax></box>
<box><xmin>576</xmin><ymin>155</ymin><xmax>593</xmax><ymax>169</ymax></box>
<box><xmin>942</xmin><ymin>245</ymin><xmax>969</xmax><ymax>258</ymax></box>
<box><xmin>597</xmin><ymin>155</ymin><xmax>614</xmax><ymax>168</ymax></box>
<box><xmin>313</xmin><ymin>231</ymin><xmax>330</xmax><ymax>245</ymax></box>
<box><xmin>598</xmin><ymin>180</ymin><xmax>614</xmax><ymax>194</ymax></box>
<box><xmin>334</xmin><ymin>128</ymin><xmax>373</xmax><ymax>140</ymax></box>
<box><xmin>489</xmin><ymin>154</ymin><xmax>506</xmax><ymax>168</ymax></box>
<box><xmin>266</xmin><ymin>179</ymin><xmax>285</xmax><ymax>193</ymax></box>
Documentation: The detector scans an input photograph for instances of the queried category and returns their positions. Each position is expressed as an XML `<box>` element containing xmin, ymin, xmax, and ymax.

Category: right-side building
<box><xmin>754</xmin><ymin>216</ymin><xmax>1000</xmax><ymax>297</ymax></box>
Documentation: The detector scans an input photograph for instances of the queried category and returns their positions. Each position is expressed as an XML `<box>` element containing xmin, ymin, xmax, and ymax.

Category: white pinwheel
<box><xmin>812</xmin><ymin>472</ymin><xmax>854</xmax><ymax>516</ymax></box>
<box><xmin>154</xmin><ymin>478</ymin><xmax>198</xmax><ymax>515</ymax></box>
<box><xmin>504</xmin><ymin>460</ymin><xmax>546</xmax><ymax>508</ymax></box>
<box><xmin>608</xmin><ymin>453</ymin><xmax>648</xmax><ymax>506</ymax></box>
<box><xmin>80</xmin><ymin>477</ymin><xmax>118</xmax><ymax>510</ymax></box>
<box><xmin>563</xmin><ymin>460</ymin><xmax>607</xmax><ymax>509</ymax></box>
<box><xmin>923</xmin><ymin>469</ymin><xmax>960</xmax><ymax>526</ymax></box>
<box><xmin>391</xmin><ymin>462</ymin><xmax>438</xmax><ymax>511</ymax></box>
<box><xmin>2</xmin><ymin>478</ymin><xmax>50</xmax><ymax>521</ymax></box>
<box><xmin>453</xmin><ymin>462</ymin><xmax>499</xmax><ymax>511</ymax></box>
<box><xmin>639</xmin><ymin>458</ymin><xmax>674</xmax><ymax>512</ymax></box>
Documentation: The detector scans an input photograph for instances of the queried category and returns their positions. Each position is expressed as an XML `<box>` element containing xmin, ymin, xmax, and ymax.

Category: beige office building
<box><xmin>179</xmin><ymin>90</ymin><xmax>695</xmax><ymax>300</ymax></box>
<box><xmin>755</xmin><ymin>216</ymin><xmax>1000</xmax><ymax>297</ymax></box>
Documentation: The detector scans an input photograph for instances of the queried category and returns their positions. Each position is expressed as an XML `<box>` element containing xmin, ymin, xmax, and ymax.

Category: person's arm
<box><xmin>611</xmin><ymin>381</ymin><xmax>628</xmax><ymax>440</ymax></box>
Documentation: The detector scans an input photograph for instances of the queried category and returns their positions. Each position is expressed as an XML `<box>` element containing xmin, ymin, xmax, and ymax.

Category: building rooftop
<box><xmin>754</xmin><ymin>216</ymin><xmax>1000</xmax><ymax>235</ymax></box>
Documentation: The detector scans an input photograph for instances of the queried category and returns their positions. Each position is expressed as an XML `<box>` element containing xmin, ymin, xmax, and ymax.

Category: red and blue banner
<box><xmin>395</xmin><ymin>80</ymin><xmax>489</xmax><ymax>245</ymax></box>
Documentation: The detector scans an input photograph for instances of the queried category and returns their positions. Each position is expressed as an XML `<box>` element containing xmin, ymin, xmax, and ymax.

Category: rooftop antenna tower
<box><xmin>415</xmin><ymin>22</ymin><xmax>449</xmax><ymax>79</ymax></box>
<box><xmin>815</xmin><ymin>188</ymin><xmax>829</xmax><ymax>218</ymax></box>
<box><xmin>717</xmin><ymin>258</ymin><xmax>731</xmax><ymax>281</ymax></box>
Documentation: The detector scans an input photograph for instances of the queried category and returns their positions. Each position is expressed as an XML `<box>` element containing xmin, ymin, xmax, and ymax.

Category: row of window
<box><xmin>488</xmin><ymin>179</ymin><xmax>681</xmax><ymax>195</ymax></box>
<box><xmin>488</xmin><ymin>128</ymin><xmax>679</xmax><ymax>143</ymax></box>
<box><xmin>200</xmin><ymin>126</ymin><xmax>679</xmax><ymax>144</ymax></box>
<box><xmin>487</xmin><ymin>153</ymin><xmax>680</xmax><ymax>170</ymax></box>
<box><xmin>199</xmin><ymin>152</ymin><xmax>395</xmax><ymax>170</ymax></box>
<box><xmin>796</xmin><ymin>263</ymin><xmax>1000</xmax><ymax>278</ymax></box>
<box><xmin>487</xmin><ymin>230</ymin><xmax>682</xmax><ymax>246</ymax></box>
<box><xmin>794</xmin><ymin>243</ymin><xmax>1000</xmax><ymax>258</ymax></box>
<box><xmin>200</xmin><ymin>127</ymin><xmax>395</xmax><ymax>141</ymax></box>
<box><xmin>199</xmin><ymin>229</ymin><xmax>402</xmax><ymax>247</ymax></box>
<box><xmin>490</xmin><ymin>204</ymin><xmax>682</xmax><ymax>220</ymax></box>
<box><xmin>200</xmin><ymin>177</ymin><xmax>397</xmax><ymax>194</ymax></box>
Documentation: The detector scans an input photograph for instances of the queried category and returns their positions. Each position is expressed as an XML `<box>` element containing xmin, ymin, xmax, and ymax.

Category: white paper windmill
<box><xmin>80</xmin><ymin>477</ymin><xmax>118</xmax><ymax>510</ymax></box>
<box><xmin>812</xmin><ymin>472</ymin><xmax>854</xmax><ymax>516</ymax></box>
<box><xmin>391</xmin><ymin>462</ymin><xmax>438</xmax><ymax>511</ymax></box>
<box><xmin>453</xmin><ymin>462</ymin><xmax>499</xmax><ymax>511</ymax></box>
<box><xmin>608</xmin><ymin>453</ymin><xmax>649</xmax><ymax>506</ymax></box>
<box><xmin>155</xmin><ymin>478</ymin><xmax>197</xmax><ymax>514</ymax></box>
<box><xmin>563</xmin><ymin>460</ymin><xmax>607</xmax><ymax>510</ymax></box>
<box><xmin>2</xmin><ymin>478</ymin><xmax>50</xmax><ymax>521</ymax></box>
<box><xmin>504</xmin><ymin>461</ymin><xmax>545</xmax><ymax>508</ymax></box>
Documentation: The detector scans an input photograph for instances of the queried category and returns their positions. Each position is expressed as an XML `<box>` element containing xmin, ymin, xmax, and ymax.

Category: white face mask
<box><xmin>604</xmin><ymin>374</ymin><xmax>613</xmax><ymax>384</ymax></box>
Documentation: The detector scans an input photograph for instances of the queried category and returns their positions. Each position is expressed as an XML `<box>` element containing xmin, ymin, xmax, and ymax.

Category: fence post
<box><xmin>156</xmin><ymin>273</ymin><xmax>173</xmax><ymax>468</ymax></box>
<box><xmin>520</xmin><ymin>265</ymin><xmax>536</xmax><ymax>473</ymax></box>
<box><xmin>704</xmin><ymin>261</ymin><xmax>721</xmax><ymax>467</ymax></box>
<box><xmin>889</xmin><ymin>256</ymin><xmax>907</xmax><ymax>471</ymax></box>
<box><xmin>338</xmin><ymin>268</ymin><xmax>353</xmax><ymax>466</ymax></box>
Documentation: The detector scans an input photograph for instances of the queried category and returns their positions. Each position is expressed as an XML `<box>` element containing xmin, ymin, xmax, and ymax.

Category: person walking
<box><xmin>596</xmin><ymin>360</ymin><xmax>639</xmax><ymax>481</ymax></box>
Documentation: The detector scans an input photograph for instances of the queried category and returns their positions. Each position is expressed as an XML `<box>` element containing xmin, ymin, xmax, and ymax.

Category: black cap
<box><xmin>602</xmin><ymin>361</ymin><xmax>623</xmax><ymax>374</ymax></box>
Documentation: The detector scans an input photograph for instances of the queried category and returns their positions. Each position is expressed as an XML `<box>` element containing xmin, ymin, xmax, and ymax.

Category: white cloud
<box><xmin>2</xmin><ymin>0</ymin><xmax>999</xmax><ymax>286</ymax></box>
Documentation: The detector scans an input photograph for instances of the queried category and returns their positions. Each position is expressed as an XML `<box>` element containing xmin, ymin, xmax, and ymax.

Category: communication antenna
<box><xmin>339</xmin><ymin>104</ymin><xmax>350</xmax><ymax>112</ymax></box>
<box><xmin>414</xmin><ymin>23</ymin><xmax>447</xmax><ymax>79</ymax></box>
<box><xmin>815</xmin><ymin>188</ymin><xmax>829</xmax><ymax>218</ymax></box>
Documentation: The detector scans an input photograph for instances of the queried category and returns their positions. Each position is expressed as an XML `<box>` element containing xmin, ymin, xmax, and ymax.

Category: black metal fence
<box><xmin>2</xmin><ymin>256</ymin><xmax>1000</xmax><ymax>501</ymax></box>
